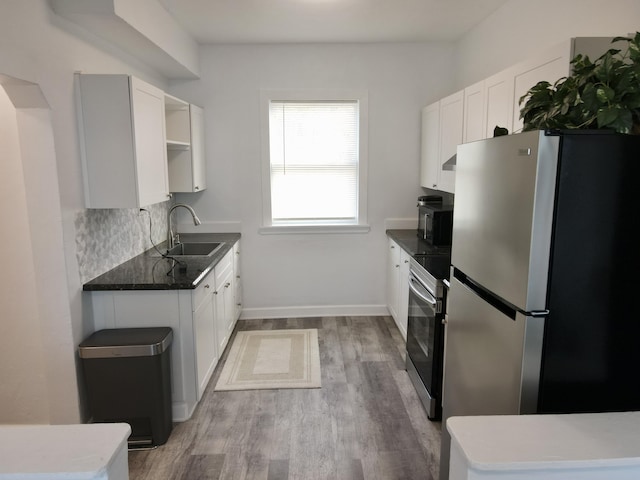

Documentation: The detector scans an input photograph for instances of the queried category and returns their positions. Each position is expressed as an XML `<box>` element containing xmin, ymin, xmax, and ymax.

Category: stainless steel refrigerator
<box><xmin>439</xmin><ymin>130</ymin><xmax>640</xmax><ymax>480</ymax></box>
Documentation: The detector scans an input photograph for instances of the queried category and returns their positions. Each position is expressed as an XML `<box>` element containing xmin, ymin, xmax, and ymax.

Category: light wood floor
<box><xmin>128</xmin><ymin>316</ymin><xmax>442</xmax><ymax>480</ymax></box>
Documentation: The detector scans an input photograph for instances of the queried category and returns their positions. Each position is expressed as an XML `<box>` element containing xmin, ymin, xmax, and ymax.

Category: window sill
<box><xmin>258</xmin><ymin>224</ymin><xmax>371</xmax><ymax>235</ymax></box>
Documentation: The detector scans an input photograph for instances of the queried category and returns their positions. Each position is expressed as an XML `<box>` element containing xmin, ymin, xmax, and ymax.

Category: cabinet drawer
<box><xmin>193</xmin><ymin>271</ymin><xmax>214</xmax><ymax>311</ymax></box>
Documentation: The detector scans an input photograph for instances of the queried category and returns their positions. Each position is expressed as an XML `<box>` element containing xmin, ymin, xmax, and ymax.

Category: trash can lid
<box><xmin>78</xmin><ymin>327</ymin><xmax>173</xmax><ymax>359</ymax></box>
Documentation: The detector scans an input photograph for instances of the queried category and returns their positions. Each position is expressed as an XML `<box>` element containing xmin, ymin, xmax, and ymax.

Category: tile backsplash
<box><xmin>75</xmin><ymin>202</ymin><xmax>170</xmax><ymax>284</ymax></box>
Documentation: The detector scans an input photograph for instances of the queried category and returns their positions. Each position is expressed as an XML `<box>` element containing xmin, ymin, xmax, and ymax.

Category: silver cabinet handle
<box><xmin>204</xmin><ymin>284</ymin><xmax>210</xmax><ymax>289</ymax></box>
<box><xmin>224</xmin><ymin>282</ymin><xmax>231</xmax><ymax>288</ymax></box>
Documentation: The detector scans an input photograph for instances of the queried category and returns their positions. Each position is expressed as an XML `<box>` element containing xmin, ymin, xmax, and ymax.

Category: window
<box><xmin>260</xmin><ymin>90</ymin><xmax>369</xmax><ymax>233</ymax></box>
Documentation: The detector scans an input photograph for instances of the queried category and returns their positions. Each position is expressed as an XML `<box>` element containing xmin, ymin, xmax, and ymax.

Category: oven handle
<box><xmin>409</xmin><ymin>275</ymin><xmax>437</xmax><ymax>306</ymax></box>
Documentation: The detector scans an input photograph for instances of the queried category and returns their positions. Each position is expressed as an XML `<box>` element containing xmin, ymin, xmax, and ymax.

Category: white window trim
<box><xmin>259</xmin><ymin>89</ymin><xmax>369</xmax><ymax>235</ymax></box>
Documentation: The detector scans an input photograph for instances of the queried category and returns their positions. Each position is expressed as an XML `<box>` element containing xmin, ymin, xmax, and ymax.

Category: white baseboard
<box><xmin>172</xmin><ymin>401</ymin><xmax>194</xmax><ymax>423</ymax></box>
<box><xmin>239</xmin><ymin>304</ymin><xmax>390</xmax><ymax>320</ymax></box>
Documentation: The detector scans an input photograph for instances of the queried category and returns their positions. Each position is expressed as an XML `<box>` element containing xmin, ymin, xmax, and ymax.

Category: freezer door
<box><xmin>439</xmin><ymin>274</ymin><xmax>544</xmax><ymax>480</ymax></box>
<box><xmin>452</xmin><ymin>131</ymin><xmax>559</xmax><ymax>311</ymax></box>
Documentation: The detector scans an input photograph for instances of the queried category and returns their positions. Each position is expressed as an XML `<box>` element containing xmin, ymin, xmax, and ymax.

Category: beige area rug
<box><xmin>214</xmin><ymin>329</ymin><xmax>321</xmax><ymax>391</ymax></box>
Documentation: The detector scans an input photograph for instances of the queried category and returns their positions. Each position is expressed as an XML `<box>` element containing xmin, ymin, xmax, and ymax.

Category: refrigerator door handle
<box><xmin>527</xmin><ymin>310</ymin><xmax>549</xmax><ymax>318</ymax></box>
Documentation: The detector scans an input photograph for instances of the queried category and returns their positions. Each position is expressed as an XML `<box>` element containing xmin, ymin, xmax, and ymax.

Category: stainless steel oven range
<box><xmin>406</xmin><ymin>256</ymin><xmax>447</xmax><ymax>420</ymax></box>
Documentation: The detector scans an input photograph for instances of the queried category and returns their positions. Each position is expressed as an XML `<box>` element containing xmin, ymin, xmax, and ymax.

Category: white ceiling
<box><xmin>158</xmin><ymin>0</ymin><xmax>509</xmax><ymax>44</ymax></box>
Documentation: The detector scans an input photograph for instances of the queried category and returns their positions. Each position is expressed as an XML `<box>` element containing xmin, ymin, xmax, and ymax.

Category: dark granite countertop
<box><xmin>386</xmin><ymin>229</ymin><xmax>450</xmax><ymax>257</ymax></box>
<box><xmin>83</xmin><ymin>233</ymin><xmax>241</xmax><ymax>291</ymax></box>
<box><xmin>386</xmin><ymin>229</ymin><xmax>452</xmax><ymax>280</ymax></box>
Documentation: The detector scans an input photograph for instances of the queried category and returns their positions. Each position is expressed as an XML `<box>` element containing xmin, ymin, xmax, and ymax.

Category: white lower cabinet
<box><xmin>213</xmin><ymin>251</ymin><xmax>234</xmax><ymax>353</ymax></box>
<box><xmin>386</xmin><ymin>238</ymin><xmax>401</xmax><ymax>321</ymax></box>
<box><xmin>233</xmin><ymin>242</ymin><xmax>242</xmax><ymax>321</ymax></box>
<box><xmin>386</xmin><ymin>238</ymin><xmax>410</xmax><ymax>340</ymax></box>
<box><xmin>88</xmin><ymin>242</ymin><xmax>240</xmax><ymax>422</ymax></box>
<box><xmin>193</xmin><ymin>277</ymin><xmax>217</xmax><ymax>400</ymax></box>
<box><xmin>396</xmin><ymin>249</ymin><xmax>411</xmax><ymax>339</ymax></box>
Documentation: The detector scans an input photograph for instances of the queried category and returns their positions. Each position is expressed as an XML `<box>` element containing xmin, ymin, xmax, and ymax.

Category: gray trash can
<box><xmin>79</xmin><ymin>327</ymin><xmax>173</xmax><ymax>447</ymax></box>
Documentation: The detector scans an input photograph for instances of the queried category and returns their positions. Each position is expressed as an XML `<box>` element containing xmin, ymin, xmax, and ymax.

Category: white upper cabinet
<box><xmin>511</xmin><ymin>37</ymin><xmax>615</xmax><ymax>134</ymax></box>
<box><xmin>437</xmin><ymin>91</ymin><xmax>463</xmax><ymax>194</ymax></box>
<box><xmin>484</xmin><ymin>68</ymin><xmax>515</xmax><ymax>138</ymax></box>
<box><xmin>189</xmin><ymin>105</ymin><xmax>206</xmax><ymax>191</ymax></box>
<box><xmin>420</xmin><ymin>37</ymin><xmax>617</xmax><ymax>180</ymax></box>
<box><xmin>511</xmin><ymin>42</ymin><xmax>572</xmax><ymax>134</ymax></box>
<box><xmin>166</xmin><ymin>95</ymin><xmax>207</xmax><ymax>193</ymax></box>
<box><xmin>420</xmin><ymin>102</ymin><xmax>441</xmax><ymax>190</ymax></box>
<box><xmin>463</xmin><ymin>80</ymin><xmax>486</xmax><ymax>144</ymax></box>
<box><xmin>420</xmin><ymin>92</ymin><xmax>462</xmax><ymax>193</ymax></box>
<box><xmin>76</xmin><ymin>74</ymin><xmax>170</xmax><ymax>208</ymax></box>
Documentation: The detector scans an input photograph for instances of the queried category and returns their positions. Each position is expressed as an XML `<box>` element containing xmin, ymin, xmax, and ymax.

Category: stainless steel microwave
<box><xmin>418</xmin><ymin>204</ymin><xmax>453</xmax><ymax>245</ymax></box>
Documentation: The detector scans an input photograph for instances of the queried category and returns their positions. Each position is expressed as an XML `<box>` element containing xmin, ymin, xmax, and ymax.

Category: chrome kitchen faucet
<box><xmin>167</xmin><ymin>204</ymin><xmax>202</xmax><ymax>249</ymax></box>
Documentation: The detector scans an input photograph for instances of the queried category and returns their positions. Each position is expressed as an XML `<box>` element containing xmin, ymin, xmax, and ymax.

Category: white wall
<box><xmin>169</xmin><ymin>43</ymin><xmax>456</xmax><ymax>317</ymax></box>
<box><xmin>0</xmin><ymin>87</ymin><xmax>50</xmax><ymax>423</ymax></box>
<box><xmin>455</xmin><ymin>0</ymin><xmax>640</xmax><ymax>87</ymax></box>
<box><xmin>4</xmin><ymin>0</ymin><xmax>634</xmax><ymax>421</ymax></box>
<box><xmin>0</xmin><ymin>0</ymin><xmax>166</xmax><ymax>423</ymax></box>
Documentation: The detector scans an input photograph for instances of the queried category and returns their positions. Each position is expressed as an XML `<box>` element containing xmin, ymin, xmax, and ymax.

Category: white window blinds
<box><xmin>268</xmin><ymin>100</ymin><xmax>359</xmax><ymax>223</ymax></box>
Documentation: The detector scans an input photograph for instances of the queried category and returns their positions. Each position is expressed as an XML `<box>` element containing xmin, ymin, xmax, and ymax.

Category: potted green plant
<box><xmin>519</xmin><ymin>32</ymin><xmax>640</xmax><ymax>134</ymax></box>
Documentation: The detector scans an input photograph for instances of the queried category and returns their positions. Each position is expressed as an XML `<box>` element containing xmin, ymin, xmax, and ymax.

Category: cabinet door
<box><xmin>233</xmin><ymin>241</ymin><xmax>242</xmax><ymax>321</ymax></box>
<box><xmin>396</xmin><ymin>249</ymin><xmax>411</xmax><ymax>340</ymax></box>
<box><xmin>484</xmin><ymin>69</ymin><xmax>515</xmax><ymax>139</ymax></box>
<box><xmin>214</xmin><ymin>250</ymin><xmax>234</xmax><ymax>353</ymax></box>
<box><xmin>166</xmin><ymin>99</ymin><xmax>206</xmax><ymax>193</ymax></box>
<box><xmin>190</xmin><ymin>105</ymin><xmax>207</xmax><ymax>192</ymax></box>
<box><xmin>438</xmin><ymin>91</ymin><xmax>463</xmax><ymax>194</ymax></box>
<box><xmin>511</xmin><ymin>42</ymin><xmax>571</xmax><ymax>134</ymax></box>
<box><xmin>420</xmin><ymin>102</ymin><xmax>440</xmax><ymax>189</ymax></box>
<box><xmin>130</xmin><ymin>76</ymin><xmax>170</xmax><ymax>207</ymax></box>
<box><xmin>387</xmin><ymin>238</ymin><xmax>401</xmax><ymax>321</ymax></box>
<box><xmin>221</xmin><ymin>268</ymin><xmax>234</xmax><ymax>338</ymax></box>
<box><xmin>463</xmin><ymin>81</ymin><xmax>486</xmax><ymax>143</ymax></box>
<box><xmin>193</xmin><ymin>283</ymin><xmax>216</xmax><ymax>400</ymax></box>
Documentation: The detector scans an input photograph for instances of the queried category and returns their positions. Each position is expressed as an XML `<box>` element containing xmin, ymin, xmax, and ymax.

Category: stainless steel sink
<box><xmin>153</xmin><ymin>242</ymin><xmax>224</xmax><ymax>257</ymax></box>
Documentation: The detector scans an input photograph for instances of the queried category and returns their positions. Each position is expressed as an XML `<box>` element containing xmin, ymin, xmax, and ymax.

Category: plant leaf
<box><xmin>596</xmin><ymin>85</ymin><xmax>616</xmax><ymax>103</ymax></box>
<box><xmin>519</xmin><ymin>31</ymin><xmax>640</xmax><ymax>135</ymax></box>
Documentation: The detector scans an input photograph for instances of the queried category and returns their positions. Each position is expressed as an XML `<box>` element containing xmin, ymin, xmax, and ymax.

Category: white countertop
<box><xmin>0</xmin><ymin>423</ymin><xmax>130</xmax><ymax>479</ymax></box>
<box><xmin>447</xmin><ymin>412</ymin><xmax>640</xmax><ymax>472</ymax></box>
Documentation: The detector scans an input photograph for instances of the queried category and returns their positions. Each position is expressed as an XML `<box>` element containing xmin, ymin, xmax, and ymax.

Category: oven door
<box><xmin>406</xmin><ymin>270</ymin><xmax>444</xmax><ymax>419</ymax></box>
